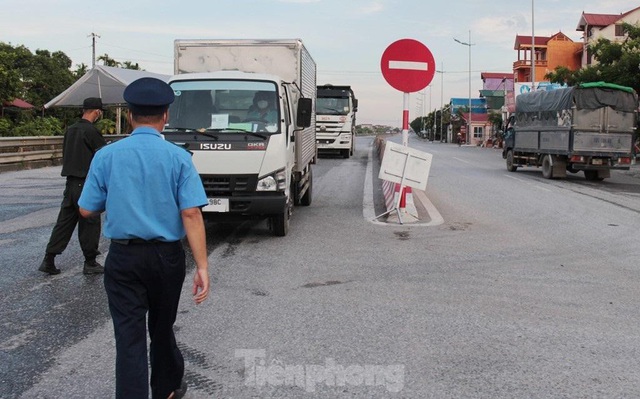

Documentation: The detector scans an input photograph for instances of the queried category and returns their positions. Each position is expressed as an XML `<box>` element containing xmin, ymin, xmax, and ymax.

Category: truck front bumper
<box><xmin>203</xmin><ymin>193</ymin><xmax>286</xmax><ymax>216</ymax></box>
<box><xmin>317</xmin><ymin>134</ymin><xmax>351</xmax><ymax>150</ymax></box>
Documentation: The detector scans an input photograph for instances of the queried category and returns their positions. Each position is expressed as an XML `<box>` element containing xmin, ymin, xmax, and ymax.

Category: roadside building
<box><xmin>576</xmin><ymin>6</ymin><xmax>640</xmax><ymax>66</ymax></box>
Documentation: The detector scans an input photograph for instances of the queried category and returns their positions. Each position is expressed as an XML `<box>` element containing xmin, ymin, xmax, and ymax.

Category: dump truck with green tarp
<box><xmin>502</xmin><ymin>82</ymin><xmax>638</xmax><ymax>180</ymax></box>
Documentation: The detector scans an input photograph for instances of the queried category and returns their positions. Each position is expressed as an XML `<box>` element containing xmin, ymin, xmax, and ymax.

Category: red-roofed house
<box><xmin>1</xmin><ymin>98</ymin><xmax>35</xmax><ymax>117</ymax></box>
<box><xmin>460</xmin><ymin>112</ymin><xmax>490</xmax><ymax>146</ymax></box>
<box><xmin>513</xmin><ymin>32</ymin><xmax>581</xmax><ymax>85</ymax></box>
<box><xmin>576</xmin><ymin>7</ymin><xmax>640</xmax><ymax>66</ymax></box>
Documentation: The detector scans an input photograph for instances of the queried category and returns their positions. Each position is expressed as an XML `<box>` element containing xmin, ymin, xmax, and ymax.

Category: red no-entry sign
<box><xmin>381</xmin><ymin>39</ymin><xmax>435</xmax><ymax>93</ymax></box>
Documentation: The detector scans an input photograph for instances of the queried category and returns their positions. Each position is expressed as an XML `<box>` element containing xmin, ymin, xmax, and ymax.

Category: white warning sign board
<box><xmin>378</xmin><ymin>141</ymin><xmax>432</xmax><ymax>191</ymax></box>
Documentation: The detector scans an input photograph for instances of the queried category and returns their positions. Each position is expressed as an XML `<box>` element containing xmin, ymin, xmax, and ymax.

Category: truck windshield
<box><xmin>166</xmin><ymin>80</ymin><xmax>280</xmax><ymax>134</ymax></box>
<box><xmin>316</xmin><ymin>97</ymin><xmax>350</xmax><ymax>115</ymax></box>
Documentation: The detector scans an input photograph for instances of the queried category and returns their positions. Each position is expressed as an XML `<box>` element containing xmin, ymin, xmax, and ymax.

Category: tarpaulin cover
<box><xmin>516</xmin><ymin>82</ymin><xmax>638</xmax><ymax>113</ymax></box>
<box><xmin>45</xmin><ymin>65</ymin><xmax>170</xmax><ymax>108</ymax></box>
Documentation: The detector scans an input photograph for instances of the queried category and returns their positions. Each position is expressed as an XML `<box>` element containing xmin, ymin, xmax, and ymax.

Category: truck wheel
<box><xmin>342</xmin><ymin>149</ymin><xmax>350</xmax><ymax>159</ymax></box>
<box><xmin>270</xmin><ymin>211</ymin><xmax>289</xmax><ymax>236</ymax></box>
<box><xmin>506</xmin><ymin>150</ymin><xmax>518</xmax><ymax>172</ymax></box>
<box><xmin>541</xmin><ymin>155</ymin><xmax>553</xmax><ymax>179</ymax></box>
<box><xmin>300</xmin><ymin>168</ymin><xmax>312</xmax><ymax>206</ymax></box>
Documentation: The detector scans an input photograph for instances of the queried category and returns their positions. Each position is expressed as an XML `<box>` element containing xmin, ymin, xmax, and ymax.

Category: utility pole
<box><xmin>88</xmin><ymin>32</ymin><xmax>100</xmax><ymax>68</ymax></box>
<box><xmin>454</xmin><ymin>32</ymin><xmax>474</xmax><ymax>144</ymax></box>
<box><xmin>439</xmin><ymin>62</ymin><xmax>444</xmax><ymax>142</ymax></box>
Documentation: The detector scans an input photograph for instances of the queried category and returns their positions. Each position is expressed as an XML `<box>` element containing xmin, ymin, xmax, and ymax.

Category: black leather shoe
<box><xmin>38</xmin><ymin>255</ymin><xmax>60</xmax><ymax>275</ymax></box>
<box><xmin>83</xmin><ymin>259</ymin><xmax>104</xmax><ymax>275</ymax></box>
<box><xmin>172</xmin><ymin>381</ymin><xmax>187</xmax><ymax>399</ymax></box>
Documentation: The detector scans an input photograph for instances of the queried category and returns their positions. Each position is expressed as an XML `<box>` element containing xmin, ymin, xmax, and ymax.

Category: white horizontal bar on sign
<box><xmin>388</xmin><ymin>61</ymin><xmax>429</xmax><ymax>71</ymax></box>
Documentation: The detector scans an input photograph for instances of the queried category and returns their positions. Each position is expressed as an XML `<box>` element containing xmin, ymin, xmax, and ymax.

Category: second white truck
<box><xmin>315</xmin><ymin>84</ymin><xmax>358</xmax><ymax>158</ymax></box>
<box><xmin>163</xmin><ymin>39</ymin><xmax>316</xmax><ymax>236</ymax></box>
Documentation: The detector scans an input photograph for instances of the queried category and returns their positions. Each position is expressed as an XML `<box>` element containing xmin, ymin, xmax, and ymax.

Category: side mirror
<box><xmin>353</xmin><ymin>98</ymin><xmax>358</xmax><ymax>112</ymax></box>
<box><xmin>296</xmin><ymin>98</ymin><xmax>312</xmax><ymax>128</ymax></box>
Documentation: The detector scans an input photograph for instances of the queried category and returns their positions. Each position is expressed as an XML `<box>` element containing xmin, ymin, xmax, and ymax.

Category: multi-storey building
<box><xmin>576</xmin><ymin>7</ymin><xmax>640</xmax><ymax>66</ymax></box>
<box><xmin>513</xmin><ymin>32</ymin><xmax>582</xmax><ymax>86</ymax></box>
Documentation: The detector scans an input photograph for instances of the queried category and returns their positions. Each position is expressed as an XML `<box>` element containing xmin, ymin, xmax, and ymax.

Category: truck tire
<box><xmin>342</xmin><ymin>149</ymin><xmax>350</xmax><ymax>158</ymax></box>
<box><xmin>300</xmin><ymin>168</ymin><xmax>312</xmax><ymax>206</ymax></box>
<box><xmin>541</xmin><ymin>155</ymin><xmax>553</xmax><ymax>179</ymax></box>
<box><xmin>270</xmin><ymin>211</ymin><xmax>289</xmax><ymax>236</ymax></box>
<box><xmin>506</xmin><ymin>150</ymin><xmax>518</xmax><ymax>172</ymax></box>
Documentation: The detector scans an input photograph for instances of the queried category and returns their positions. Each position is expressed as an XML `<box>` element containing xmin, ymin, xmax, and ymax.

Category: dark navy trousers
<box><xmin>104</xmin><ymin>240</ymin><xmax>186</xmax><ymax>399</ymax></box>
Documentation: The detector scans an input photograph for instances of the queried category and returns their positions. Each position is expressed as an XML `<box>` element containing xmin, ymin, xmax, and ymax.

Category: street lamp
<box><xmin>436</xmin><ymin>63</ymin><xmax>444</xmax><ymax>141</ymax></box>
<box><xmin>454</xmin><ymin>31</ymin><xmax>474</xmax><ymax>144</ymax></box>
<box><xmin>531</xmin><ymin>0</ymin><xmax>536</xmax><ymax>90</ymax></box>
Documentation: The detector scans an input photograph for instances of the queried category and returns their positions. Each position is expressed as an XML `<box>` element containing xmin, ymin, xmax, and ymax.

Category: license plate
<box><xmin>203</xmin><ymin>198</ymin><xmax>229</xmax><ymax>212</ymax></box>
<box><xmin>592</xmin><ymin>159</ymin><xmax>603</xmax><ymax>165</ymax></box>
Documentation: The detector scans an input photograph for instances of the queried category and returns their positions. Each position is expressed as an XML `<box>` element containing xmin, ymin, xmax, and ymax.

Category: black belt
<box><xmin>112</xmin><ymin>238</ymin><xmax>177</xmax><ymax>245</ymax></box>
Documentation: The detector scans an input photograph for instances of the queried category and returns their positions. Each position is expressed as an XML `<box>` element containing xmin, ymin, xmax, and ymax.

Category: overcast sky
<box><xmin>1</xmin><ymin>0</ymin><xmax>639</xmax><ymax>125</ymax></box>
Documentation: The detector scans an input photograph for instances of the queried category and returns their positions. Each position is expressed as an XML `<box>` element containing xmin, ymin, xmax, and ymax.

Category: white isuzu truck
<box><xmin>163</xmin><ymin>39</ymin><xmax>316</xmax><ymax>236</ymax></box>
<box><xmin>315</xmin><ymin>84</ymin><xmax>358</xmax><ymax>158</ymax></box>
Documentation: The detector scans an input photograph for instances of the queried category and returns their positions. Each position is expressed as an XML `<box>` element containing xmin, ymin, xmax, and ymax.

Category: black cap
<box><xmin>83</xmin><ymin>97</ymin><xmax>104</xmax><ymax>111</ymax></box>
<box><xmin>123</xmin><ymin>77</ymin><xmax>175</xmax><ymax>116</ymax></box>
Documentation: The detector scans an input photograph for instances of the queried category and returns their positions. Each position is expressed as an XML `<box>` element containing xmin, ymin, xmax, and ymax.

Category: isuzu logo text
<box><xmin>197</xmin><ymin>142</ymin><xmax>267</xmax><ymax>151</ymax></box>
<box><xmin>200</xmin><ymin>143</ymin><xmax>232</xmax><ymax>150</ymax></box>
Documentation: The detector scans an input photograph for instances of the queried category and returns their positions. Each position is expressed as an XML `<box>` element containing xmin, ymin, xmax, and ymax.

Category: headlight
<box><xmin>257</xmin><ymin>169</ymin><xmax>287</xmax><ymax>192</ymax></box>
<box><xmin>256</xmin><ymin>176</ymin><xmax>277</xmax><ymax>191</ymax></box>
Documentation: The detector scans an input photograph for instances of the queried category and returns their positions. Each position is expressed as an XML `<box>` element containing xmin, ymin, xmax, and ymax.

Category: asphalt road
<box><xmin>1</xmin><ymin>135</ymin><xmax>640</xmax><ymax>398</ymax></box>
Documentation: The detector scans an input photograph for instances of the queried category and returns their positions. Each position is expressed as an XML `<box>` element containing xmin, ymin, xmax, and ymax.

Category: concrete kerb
<box><xmin>372</xmin><ymin>136</ymin><xmax>443</xmax><ymax>226</ymax></box>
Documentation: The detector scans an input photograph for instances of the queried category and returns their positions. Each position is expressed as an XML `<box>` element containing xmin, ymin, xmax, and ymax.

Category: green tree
<box><xmin>0</xmin><ymin>43</ymin><xmax>31</xmax><ymax>102</ymax></box>
<box><xmin>97</xmin><ymin>53</ymin><xmax>120</xmax><ymax>67</ymax></box>
<box><xmin>74</xmin><ymin>63</ymin><xmax>89</xmax><ymax>78</ymax></box>
<box><xmin>122</xmin><ymin>61</ymin><xmax>141</xmax><ymax>70</ymax></box>
<box><xmin>23</xmin><ymin>49</ymin><xmax>76</xmax><ymax>108</ymax></box>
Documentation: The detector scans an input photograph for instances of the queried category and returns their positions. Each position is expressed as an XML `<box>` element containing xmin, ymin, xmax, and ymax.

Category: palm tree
<box><xmin>97</xmin><ymin>54</ymin><xmax>120</xmax><ymax>67</ymax></box>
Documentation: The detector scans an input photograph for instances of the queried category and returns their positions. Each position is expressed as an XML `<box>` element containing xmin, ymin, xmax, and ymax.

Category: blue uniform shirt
<box><xmin>79</xmin><ymin>127</ymin><xmax>207</xmax><ymax>241</ymax></box>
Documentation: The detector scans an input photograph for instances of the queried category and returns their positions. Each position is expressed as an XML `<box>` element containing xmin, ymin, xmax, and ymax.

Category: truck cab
<box><xmin>315</xmin><ymin>85</ymin><xmax>358</xmax><ymax>158</ymax></box>
<box><xmin>162</xmin><ymin>71</ymin><xmax>313</xmax><ymax>236</ymax></box>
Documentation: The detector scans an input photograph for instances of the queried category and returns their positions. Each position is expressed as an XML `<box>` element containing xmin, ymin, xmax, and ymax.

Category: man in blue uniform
<box><xmin>78</xmin><ymin>77</ymin><xmax>209</xmax><ymax>399</ymax></box>
<box><xmin>39</xmin><ymin>97</ymin><xmax>106</xmax><ymax>275</ymax></box>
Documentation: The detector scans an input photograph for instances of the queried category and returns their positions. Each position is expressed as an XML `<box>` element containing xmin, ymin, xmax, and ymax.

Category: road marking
<box><xmin>504</xmin><ymin>174</ymin><xmax>552</xmax><ymax>192</ymax></box>
<box><xmin>453</xmin><ymin>157</ymin><xmax>472</xmax><ymax>165</ymax></box>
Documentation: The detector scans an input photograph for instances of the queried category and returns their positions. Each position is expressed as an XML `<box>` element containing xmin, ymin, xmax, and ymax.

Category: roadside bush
<box><xmin>12</xmin><ymin>117</ymin><xmax>64</xmax><ymax>137</ymax></box>
<box><xmin>96</xmin><ymin>118</ymin><xmax>116</xmax><ymax>135</ymax></box>
<box><xmin>0</xmin><ymin>117</ymin><xmax>13</xmax><ymax>136</ymax></box>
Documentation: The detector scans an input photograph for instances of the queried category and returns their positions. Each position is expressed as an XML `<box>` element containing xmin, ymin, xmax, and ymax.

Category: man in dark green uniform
<box><xmin>39</xmin><ymin>97</ymin><xmax>107</xmax><ymax>275</ymax></box>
